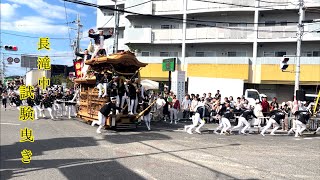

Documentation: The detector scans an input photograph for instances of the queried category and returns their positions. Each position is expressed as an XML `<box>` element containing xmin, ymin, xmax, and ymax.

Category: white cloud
<box><xmin>1</xmin><ymin>16</ymin><xmax>72</xmax><ymax>35</ymax></box>
<box><xmin>0</xmin><ymin>3</ymin><xmax>20</xmax><ymax>20</ymax></box>
<box><xmin>7</xmin><ymin>0</ymin><xmax>83</xmax><ymax>20</ymax></box>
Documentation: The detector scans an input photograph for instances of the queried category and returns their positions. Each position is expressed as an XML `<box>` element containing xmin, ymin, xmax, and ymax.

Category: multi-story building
<box><xmin>96</xmin><ymin>0</ymin><xmax>320</xmax><ymax>101</ymax></box>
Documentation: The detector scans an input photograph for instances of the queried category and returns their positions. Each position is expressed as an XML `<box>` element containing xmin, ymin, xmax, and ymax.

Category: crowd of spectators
<box><xmin>152</xmin><ymin>89</ymin><xmax>319</xmax><ymax>130</ymax></box>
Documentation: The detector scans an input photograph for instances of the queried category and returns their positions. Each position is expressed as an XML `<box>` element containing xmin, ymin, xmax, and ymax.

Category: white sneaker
<box><xmin>260</xmin><ymin>132</ymin><xmax>265</xmax><ymax>136</ymax></box>
<box><xmin>68</xmin><ymin>116</ymin><xmax>71</xmax><ymax>119</ymax></box>
<box><xmin>175</xmin><ymin>121</ymin><xmax>177</xmax><ymax>124</ymax></box>
<box><xmin>183</xmin><ymin>126</ymin><xmax>187</xmax><ymax>132</ymax></box>
<box><xmin>195</xmin><ymin>130</ymin><xmax>201</xmax><ymax>134</ymax></box>
<box><xmin>214</xmin><ymin>131</ymin><xmax>219</xmax><ymax>135</ymax></box>
<box><xmin>270</xmin><ymin>133</ymin><xmax>276</xmax><ymax>135</ymax></box>
<box><xmin>187</xmin><ymin>130</ymin><xmax>193</xmax><ymax>134</ymax></box>
<box><xmin>170</xmin><ymin>121</ymin><xmax>173</xmax><ymax>124</ymax></box>
<box><xmin>91</xmin><ymin>121</ymin><xmax>96</xmax><ymax>126</ymax></box>
<box><xmin>96</xmin><ymin>130</ymin><xmax>102</xmax><ymax>134</ymax></box>
<box><xmin>148</xmin><ymin>127</ymin><xmax>151</xmax><ymax>131</ymax></box>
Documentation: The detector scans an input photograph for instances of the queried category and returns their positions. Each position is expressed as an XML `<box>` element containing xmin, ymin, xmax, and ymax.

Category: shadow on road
<box><xmin>0</xmin><ymin>137</ymin><xmax>98</xmax><ymax>163</ymax></box>
<box><xmin>0</xmin><ymin>134</ymin><xmax>243</xmax><ymax>179</ymax></box>
<box><xmin>103</xmin><ymin>132</ymin><xmax>171</xmax><ymax>144</ymax></box>
<box><xmin>1</xmin><ymin>159</ymin><xmax>145</xmax><ymax>180</ymax></box>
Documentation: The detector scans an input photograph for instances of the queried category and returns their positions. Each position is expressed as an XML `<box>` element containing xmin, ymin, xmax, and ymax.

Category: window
<box><xmin>141</xmin><ymin>51</ymin><xmax>150</xmax><ymax>57</ymax></box>
<box><xmin>195</xmin><ymin>52</ymin><xmax>215</xmax><ymax>57</ymax></box>
<box><xmin>265</xmin><ymin>21</ymin><xmax>276</xmax><ymax>26</ymax></box>
<box><xmin>227</xmin><ymin>52</ymin><xmax>237</xmax><ymax>57</ymax></box>
<box><xmin>160</xmin><ymin>52</ymin><xmax>178</xmax><ymax>57</ymax></box>
<box><xmin>228</xmin><ymin>23</ymin><xmax>238</xmax><ymax>27</ymax></box>
<box><xmin>313</xmin><ymin>51</ymin><xmax>320</xmax><ymax>57</ymax></box>
<box><xmin>302</xmin><ymin>51</ymin><xmax>312</xmax><ymax>57</ymax></box>
<box><xmin>195</xmin><ymin>52</ymin><xmax>205</xmax><ymax>57</ymax></box>
<box><xmin>196</xmin><ymin>24</ymin><xmax>208</xmax><ymax>28</ymax></box>
<box><xmin>275</xmin><ymin>51</ymin><xmax>286</xmax><ymax>57</ymax></box>
<box><xmin>160</xmin><ymin>52</ymin><xmax>169</xmax><ymax>57</ymax></box>
<box><xmin>161</xmin><ymin>25</ymin><xmax>175</xmax><ymax>29</ymax></box>
<box><xmin>280</xmin><ymin>21</ymin><xmax>287</xmax><ymax>26</ymax></box>
<box><xmin>161</xmin><ymin>25</ymin><xmax>170</xmax><ymax>29</ymax></box>
<box><xmin>237</xmin><ymin>52</ymin><xmax>247</xmax><ymax>56</ymax></box>
<box><xmin>227</xmin><ymin>52</ymin><xmax>247</xmax><ymax>57</ymax></box>
<box><xmin>247</xmin><ymin>91</ymin><xmax>260</xmax><ymax>101</ymax></box>
<box><xmin>263</xmin><ymin>52</ymin><xmax>275</xmax><ymax>57</ymax></box>
<box><xmin>104</xmin><ymin>11</ymin><xmax>114</xmax><ymax>16</ymax></box>
<box><xmin>171</xmin><ymin>52</ymin><xmax>178</xmax><ymax>57</ymax></box>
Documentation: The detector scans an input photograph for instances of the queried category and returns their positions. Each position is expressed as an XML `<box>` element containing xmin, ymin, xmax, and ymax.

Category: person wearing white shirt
<box><xmin>182</xmin><ymin>95</ymin><xmax>191</xmax><ymax>119</ymax></box>
<box><xmin>156</xmin><ymin>95</ymin><xmax>166</xmax><ymax>120</ymax></box>
<box><xmin>253</xmin><ymin>100</ymin><xmax>264</xmax><ymax>127</ymax></box>
<box><xmin>190</xmin><ymin>97</ymin><xmax>199</xmax><ymax>117</ymax></box>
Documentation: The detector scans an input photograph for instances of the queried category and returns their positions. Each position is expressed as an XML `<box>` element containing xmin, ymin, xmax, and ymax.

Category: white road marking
<box><xmin>0</xmin><ymin>122</ymin><xmax>21</xmax><ymax>126</ymax></box>
<box><xmin>133</xmin><ymin>169</ymin><xmax>157</xmax><ymax>180</ymax></box>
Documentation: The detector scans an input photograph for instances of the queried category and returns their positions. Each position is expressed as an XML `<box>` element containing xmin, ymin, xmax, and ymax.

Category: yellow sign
<box><xmin>37</xmin><ymin>56</ymin><xmax>51</xmax><ymax>70</ymax></box>
<box><xmin>19</xmin><ymin>85</ymin><xmax>34</xmax><ymax>100</ymax></box>
<box><xmin>19</xmin><ymin>106</ymin><xmax>35</xmax><ymax>121</ymax></box>
<box><xmin>38</xmin><ymin>77</ymin><xmax>50</xmax><ymax>90</ymax></box>
<box><xmin>37</xmin><ymin>37</ymin><xmax>50</xmax><ymax>50</ymax></box>
<box><xmin>20</xmin><ymin>127</ymin><xmax>35</xmax><ymax>142</ymax></box>
<box><xmin>21</xmin><ymin>149</ymin><xmax>33</xmax><ymax>164</ymax></box>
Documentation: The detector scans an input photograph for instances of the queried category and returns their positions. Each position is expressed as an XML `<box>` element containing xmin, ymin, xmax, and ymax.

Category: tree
<box><xmin>51</xmin><ymin>74</ymin><xmax>73</xmax><ymax>88</ymax></box>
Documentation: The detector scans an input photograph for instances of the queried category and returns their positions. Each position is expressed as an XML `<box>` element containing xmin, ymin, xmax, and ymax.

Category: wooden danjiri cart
<box><xmin>74</xmin><ymin>51</ymin><xmax>151</xmax><ymax>130</ymax></box>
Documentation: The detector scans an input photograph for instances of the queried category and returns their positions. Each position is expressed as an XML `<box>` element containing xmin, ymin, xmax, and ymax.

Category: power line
<box><xmin>99</xmin><ymin>0</ymin><xmax>153</xmax><ymax>28</ymax></box>
<box><xmin>192</xmin><ymin>0</ymin><xmax>292</xmax><ymax>10</ymax></box>
<box><xmin>63</xmin><ymin>0</ymin><xmax>318</xmax><ymax>33</ymax></box>
<box><xmin>3</xmin><ymin>52</ymin><xmax>74</xmax><ymax>57</ymax></box>
<box><xmin>0</xmin><ymin>32</ymin><xmax>70</xmax><ymax>39</ymax></box>
<box><xmin>64</xmin><ymin>0</ymin><xmax>74</xmax><ymax>51</ymax></box>
<box><xmin>68</xmin><ymin>0</ymin><xmax>320</xmax><ymax>25</ymax></box>
<box><xmin>259</xmin><ymin>0</ymin><xmax>298</xmax><ymax>5</ymax></box>
<box><xmin>125</xmin><ymin>0</ymin><xmax>152</xmax><ymax>9</ymax></box>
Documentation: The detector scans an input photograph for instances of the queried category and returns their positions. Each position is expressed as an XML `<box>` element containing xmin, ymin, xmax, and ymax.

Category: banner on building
<box><xmin>73</xmin><ymin>61</ymin><xmax>82</xmax><ymax>78</ymax></box>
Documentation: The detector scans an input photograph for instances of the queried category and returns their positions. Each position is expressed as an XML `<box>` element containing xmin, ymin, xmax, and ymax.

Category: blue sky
<box><xmin>0</xmin><ymin>0</ymin><xmax>98</xmax><ymax>76</ymax></box>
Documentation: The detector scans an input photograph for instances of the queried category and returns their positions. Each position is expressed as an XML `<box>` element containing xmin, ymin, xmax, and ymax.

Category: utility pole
<box><xmin>181</xmin><ymin>0</ymin><xmax>187</xmax><ymax>71</ymax></box>
<box><xmin>75</xmin><ymin>14</ymin><xmax>82</xmax><ymax>53</ymax></box>
<box><xmin>294</xmin><ymin>0</ymin><xmax>305</xmax><ymax>100</ymax></box>
<box><xmin>113</xmin><ymin>0</ymin><xmax>119</xmax><ymax>53</ymax></box>
<box><xmin>1</xmin><ymin>53</ymin><xmax>6</xmax><ymax>84</ymax></box>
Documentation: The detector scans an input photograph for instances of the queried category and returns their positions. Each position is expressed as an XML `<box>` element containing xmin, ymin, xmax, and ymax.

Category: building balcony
<box><xmin>124</xmin><ymin>28</ymin><xmax>152</xmax><ymax>43</ymax></box>
<box><xmin>186</xmin><ymin>27</ymin><xmax>255</xmax><ymax>40</ymax></box>
<box><xmin>152</xmin><ymin>29</ymin><xmax>183</xmax><ymax>42</ymax></box>
<box><xmin>125</xmin><ymin>0</ymin><xmax>152</xmax><ymax>15</ymax></box>
<box><xmin>258</xmin><ymin>25</ymin><xmax>296</xmax><ymax>39</ymax></box>
<box><xmin>97</xmin><ymin>0</ymin><xmax>126</xmax><ymax>6</ymax></box>
<box><xmin>187</xmin><ymin>0</ymin><xmax>255</xmax><ymax>12</ymax></box>
<box><xmin>257</xmin><ymin>57</ymin><xmax>320</xmax><ymax>65</ymax></box>
<box><xmin>258</xmin><ymin>24</ymin><xmax>320</xmax><ymax>41</ymax></box>
<box><xmin>259</xmin><ymin>0</ymin><xmax>320</xmax><ymax>9</ymax></box>
<box><xmin>97</xmin><ymin>9</ymin><xmax>127</xmax><ymax>28</ymax></box>
<box><xmin>153</xmin><ymin>0</ymin><xmax>183</xmax><ymax>14</ymax></box>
